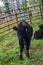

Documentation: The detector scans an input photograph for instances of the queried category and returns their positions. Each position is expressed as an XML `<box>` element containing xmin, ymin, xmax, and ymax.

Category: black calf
<box><xmin>13</xmin><ymin>20</ymin><xmax>33</xmax><ymax>60</ymax></box>
<box><xmin>34</xmin><ymin>24</ymin><xmax>43</xmax><ymax>39</ymax></box>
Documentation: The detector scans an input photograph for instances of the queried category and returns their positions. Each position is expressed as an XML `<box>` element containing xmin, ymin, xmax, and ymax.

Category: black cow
<box><xmin>34</xmin><ymin>24</ymin><xmax>43</xmax><ymax>39</ymax></box>
<box><xmin>13</xmin><ymin>20</ymin><xmax>33</xmax><ymax>60</ymax></box>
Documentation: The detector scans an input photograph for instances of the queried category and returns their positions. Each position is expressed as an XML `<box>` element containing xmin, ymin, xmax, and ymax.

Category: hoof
<box><xmin>20</xmin><ymin>55</ymin><xmax>23</xmax><ymax>60</ymax></box>
<box><xmin>26</xmin><ymin>53</ymin><xmax>30</xmax><ymax>58</ymax></box>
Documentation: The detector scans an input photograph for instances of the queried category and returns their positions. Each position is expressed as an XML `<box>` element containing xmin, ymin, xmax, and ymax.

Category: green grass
<box><xmin>0</xmin><ymin>20</ymin><xmax>43</xmax><ymax>65</ymax></box>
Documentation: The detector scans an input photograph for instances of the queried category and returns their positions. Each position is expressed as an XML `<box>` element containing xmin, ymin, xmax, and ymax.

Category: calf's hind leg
<box><xmin>26</xmin><ymin>39</ymin><xmax>31</xmax><ymax>58</ymax></box>
<box><xmin>19</xmin><ymin>37</ymin><xmax>24</xmax><ymax>60</ymax></box>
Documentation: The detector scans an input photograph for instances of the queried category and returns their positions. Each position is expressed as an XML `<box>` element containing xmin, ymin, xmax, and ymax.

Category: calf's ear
<box><xmin>13</xmin><ymin>27</ymin><xmax>17</xmax><ymax>31</ymax></box>
<box><xmin>39</xmin><ymin>24</ymin><xmax>43</xmax><ymax>29</ymax></box>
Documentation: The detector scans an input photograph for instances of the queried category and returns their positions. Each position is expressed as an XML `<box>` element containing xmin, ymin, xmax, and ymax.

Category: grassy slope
<box><xmin>0</xmin><ymin>20</ymin><xmax>43</xmax><ymax>65</ymax></box>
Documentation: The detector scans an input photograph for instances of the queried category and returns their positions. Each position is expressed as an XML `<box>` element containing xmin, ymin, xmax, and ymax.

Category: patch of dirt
<box><xmin>30</xmin><ymin>47</ymin><xmax>36</xmax><ymax>50</ymax></box>
<box><xmin>39</xmin><ymin>47</ymin><xmax>43</xmax><ymax>51</ymax></box>
<box><xmin>6</xmin><ymin>44</ymin><xmax>14</xmax><ymax>50</ymax></box>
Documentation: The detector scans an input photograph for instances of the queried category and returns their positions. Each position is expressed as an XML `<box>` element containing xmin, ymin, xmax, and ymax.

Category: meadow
<box><xmin>0</xmin><ymin>19</ymin><xmax>43</xmax><ymax>65</ymax></box>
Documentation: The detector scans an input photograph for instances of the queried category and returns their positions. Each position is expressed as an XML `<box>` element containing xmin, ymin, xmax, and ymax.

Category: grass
<box><xmin>0</xmin><ymin>19</ymin><xmax>43</xmax><ymax>65</ymax></box>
